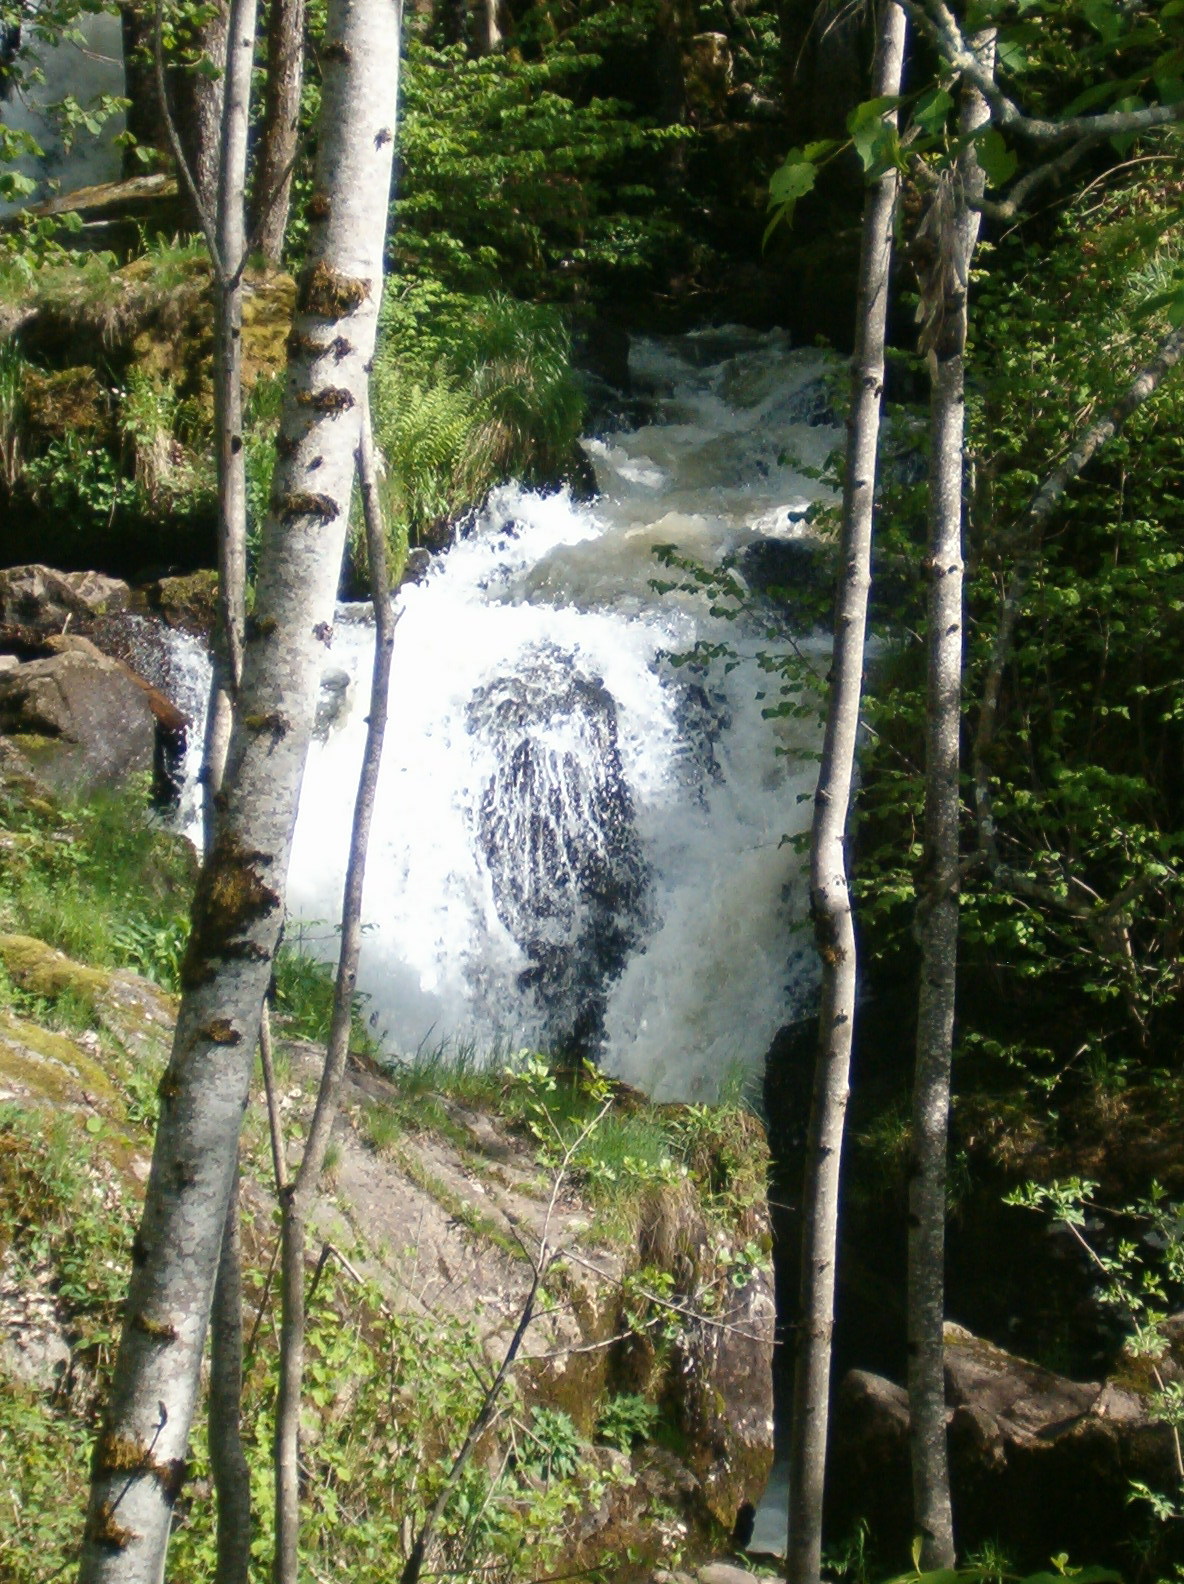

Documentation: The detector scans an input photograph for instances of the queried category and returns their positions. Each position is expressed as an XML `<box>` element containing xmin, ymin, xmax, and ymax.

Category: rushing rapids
<box><xmin>174</xmin><ymin>327</ymin><xmax>840</xmax><ymax>1100</ymax></box>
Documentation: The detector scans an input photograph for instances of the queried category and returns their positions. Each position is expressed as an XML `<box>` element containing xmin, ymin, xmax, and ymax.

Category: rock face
<box><xmin>0</xmin><ymin>564</ymin><xmax>130</xmax><ymax>638</ymax></box>
<box><xmin>829</xmin><ymin>1323</ymin><xmax>1178</xmax><ymax>1566</ymax></box>
<box><xmin>0</xmin><ymin>640</ymin><xmax>161</xmax><ymax>790</ymax></box>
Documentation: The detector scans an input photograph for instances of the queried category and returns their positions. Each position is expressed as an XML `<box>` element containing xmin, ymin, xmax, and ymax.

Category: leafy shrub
<box><xmin>369</xmin><ymin>283</ymin><xmax>585</xmax><ymax>555</ymax></box>
<box><xmin>596</xmin><ymin>1392</ymin><xmax>660</xmax><ymax>1451</ymax></box>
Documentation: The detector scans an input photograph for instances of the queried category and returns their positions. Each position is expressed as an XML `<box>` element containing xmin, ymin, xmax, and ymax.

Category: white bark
<box><xmin>785</xmin><ymin>9</ymin><xmax>907</xmax><ymax>1584</ymax></box>
<box><xmin>906</xmin><ymin>40</ymin><xmax>992</xmax><ymax>1572</ymax></box>
<box><xmin>203</xmin><ymin>3</ymin><xmax>257</xmax><ymax>1575</ymax></box>
<box><xmin>273</xmin><ymin>393</ymin><xmax>398</xmax><ymax>1584</ymax></box>
<box><xmin>77</xmin><ymin>2</ymin><xmax>403</xmax><ymax>1578</ymax></box>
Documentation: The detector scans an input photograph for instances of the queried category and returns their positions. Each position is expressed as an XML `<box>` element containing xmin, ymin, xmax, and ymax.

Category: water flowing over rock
<box><xmin>161</xmin><ymin>328</ymin><xmax>839</xmax><ymax>1100</ymax></box>
<box><xmin>468</xmin><ymin>643</ymin><xmax>650</xmax><ymax>1055</ymax></box>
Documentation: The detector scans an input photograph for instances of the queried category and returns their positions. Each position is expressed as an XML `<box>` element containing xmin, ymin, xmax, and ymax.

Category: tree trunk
<box><xmin>273</xmin><ymin>393</ymin><xmax>396</xmax><ymax>1584</ymax></box>
<box><xmin>906</xmin><ymin>44</ymin><xmax>992</xmax><ymax>1573</ymax></box>
<box><xmin>204</xmin><ymin>1</ymin><xmax>258</xmax><ymax>1575</ymax></box>
<box><xmin>172</xmin><ymin>5</ymin><xmax>229</xmax><ymax>225</ymax></box>
<box><xmin>77</xmin><ymin>0</ymin><xmax>402</xmax><ymax>1576</ymax></box>
<box><xmin>118</xmin><ymin>4</ymin><xmax>168</xmax><ymax>172</ymax></box>
<box><xmin>208</xmin><ymin>1171</ymin><xmax>251</xmax><ymax>1584</ymax></box>
<box><xmin>251</xmin><ymin>0</ymin><xmax>307</xmax><ymax>264</ymax></box>
<box><xmin>785</xmin><ymin>10</ymin><xmax>907</xmax><ymax>1584</ymax></box>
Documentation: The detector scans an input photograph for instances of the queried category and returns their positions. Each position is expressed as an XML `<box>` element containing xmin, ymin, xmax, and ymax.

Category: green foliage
<box><xmin>521</xmin><ymin>1405</ymin><xmax>584</xmax><ymax>1482</ymax></box>
<box><xmin>848</xmin><ymin>172</ymin><xmax>1184</xmax><ymax>1108</ymax></box>
<box><xmin>596</xmin><ymin>1391</ymin><xmax>660</xmax><ymax>1451</ymax></box>
<box><xmin>0</xmin><ymin>780</ymin><xmax>195</xmax><ymax>985</ymax></box>
<box><xmin>369</xmin><ymin>283</ymin><xmax>585</xmax><ymax>554</ymax></box>
<box><xmin>272</xmin><ymin>927</ymin><xmax>376</xmax><ymax>1054</ymax></box>
<box><xmin>885</xmin><ymin>1550</ymin><xmax>1120</xmax><ymax>1584</ymax></box>
<box><xmin>0</xmin><ymin>1105</ymin><xmax>134</xmax><ymax>1355</ymax></box>
<box><xmin>393</xmin><ymin>33</ymin><xmax>689</xmax><ymax>304</ymax></box>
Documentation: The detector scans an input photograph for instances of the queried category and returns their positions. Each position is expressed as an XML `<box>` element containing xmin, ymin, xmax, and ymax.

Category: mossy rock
<box><xmin>241</xmin><ymin>272</ymin><xmax>296</xmax><ymax>390</ymax></box>
<box><xmin>0</xmin><ymin>934</ymin><xmax>176</xmax><ymax>1062</ymax></box>
<box><xmin>0</xmin><ymin>1008</ymin><xmax>122</xmax><ymax>1110</ymax></box>
<box><xmin>0</xmin><ymin>934</ymin><xmax>110</xmax><ymax>1003</ymax></box>
<box><xmin>136</xmin><ymin>568</ymin><xmax>219</xmax><ymax>635</ymax></box>
<box><xmin>21</xmin><ymin>366</ymin><xmax>110</xmax><ymax>443</ymax></box>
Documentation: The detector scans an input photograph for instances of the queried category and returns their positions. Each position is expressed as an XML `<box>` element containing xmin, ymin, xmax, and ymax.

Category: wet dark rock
<box><xmin>674</xmin><ymin>1264</ymin><xmax>777</xmax><ymax>1532</ymax></box>
<box><xmin>829</xmin><ymin>1326</ymin><xmax>1178</xmax><ymax>1567</ymax></box>
<box><xmin>576</xmin><ymin>318</ymin><xmax>633</xmax><ymax>394</ymax></box>
<box><xmin>398</xmin><ymin>548</ymin><xmax>434</xmax><ymax>588</ymax></box>
<box><xmin>467</xmin><ymin>642</ymin><xmax>650</xmax><ymax>1056</ymax></box>
<box><xmin>0</xmin><ymin>564</ymin><xmax>130</xmax><ymax>635</ymax></box>
<box><xmin>781</xmin><ymin>374</ymin><xmax>838</xmax><ymax>428</ymax></box>
<box><xmin>562</xmin><ymin>440</ymin><xmax>600</xmax><ymax>503</ymax></box>
<box><xmin>134</xmin><ymin>569</ymin><xmax>219</xmax><ymax>637</ymax></box>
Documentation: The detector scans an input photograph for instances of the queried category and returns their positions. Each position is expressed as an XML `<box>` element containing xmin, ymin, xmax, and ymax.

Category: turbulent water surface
<box><xmin>178</xmin><ymin>328</ymin><xmax>840</xmax><ymax>1100</ymax></box>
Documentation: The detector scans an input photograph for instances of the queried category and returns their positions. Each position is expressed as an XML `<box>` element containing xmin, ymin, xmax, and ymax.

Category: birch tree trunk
<box><xmin>273</xmin><ymin>394</ymin><xmax>397</xmax><ymax>1584</ymax></box>
<box><xmin>906</xmin><ymin>44</ymin><xmax>993</xmax><ymax>1572</ymax></box>
<box><xmin>202</xmin><ymin>0</ymin><xmax>256</xmax><ymax>843</ymax></box>
<box><xmin>785</xmin><ymin>9</ymin><xmax>906</xmax><ymax>1584</ymax></box>
<box><xmin>77</xmin><ymin>1</ymin><xmax>403</xmax><ymax>1576</ymax></box>
<box><xmin>251</xmin><ymin>0</ymin><xmax>306</xmax><ymax>265</ymax></box>
<box><xmin>203</xmin><ymin>2</ymin><xmax>258</xmax><ymax>1576</ymax></box>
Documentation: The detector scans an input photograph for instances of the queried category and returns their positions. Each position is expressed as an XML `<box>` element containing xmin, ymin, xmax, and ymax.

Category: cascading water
<box><xmin>172</xmin><ymin>327</ymin><xmax>840</xmax><ymax>1101</ymax></box>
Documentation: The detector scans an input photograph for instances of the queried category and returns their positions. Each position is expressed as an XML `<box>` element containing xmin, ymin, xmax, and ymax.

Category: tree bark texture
<box><xmin>204</xmin><ymin>2</ymin><xmax>258</xmax><ymax>1574</ymax></box>
<box><xmin>208</xmin><ymin>1170</ymin><xmax>252</xmax><ymax>1584</ymax></box>
<box><xmin>251</xmin><ymin>0</ymin><xmax>307</xmax><ymax>264</ymax></box>
<box><xmin>273</xmin><ymin>395</ymin><xmax>397</xmax><ymax>1584</ymax></box>
<box><xmin>172</xmin><ymin>3</ymin><xmax>229</xmax><ymax>225</ymax></box>
<box><xmin>77</xmin><ymin>1</ymin><xmax>402</xmax><ymax>1576</ymax></box>
<box><xmin>906</xmin><ymin>46</ymin><xmax>992</xmax><ymax>1572</ymax></box>
<box><xmin>785</xmin><ymin>10</ymin><xmax>907</xmax><ymax>1584</ymax></box>
<box><xmin>202</xmin><ymin>0</ymin><xmax>256</xmax><ymax>836</ymax></box>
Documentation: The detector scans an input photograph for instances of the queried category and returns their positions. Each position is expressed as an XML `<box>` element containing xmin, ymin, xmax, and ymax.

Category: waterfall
<box><xmin>169</xmin><ymin>327</ymin><xmax>839</xmax><ymax>1101</ymax></box>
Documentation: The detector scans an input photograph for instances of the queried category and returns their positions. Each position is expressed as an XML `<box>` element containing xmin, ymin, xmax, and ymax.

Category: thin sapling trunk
<box><xmin>786</xmin><ymin>8</ymin><xmax>907</xmax><ymax>1584</ymax></box>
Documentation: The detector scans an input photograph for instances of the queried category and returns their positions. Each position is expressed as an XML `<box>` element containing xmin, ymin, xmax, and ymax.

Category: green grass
<box><xmin>272</xmin><ymin>935</ymin><xmax>377</xmax><ymax>1055</ymax></box>
<box><xmin>0</xmin><ymin>778</ymin><xmax>195</xmax><ymax>988</ymax></box>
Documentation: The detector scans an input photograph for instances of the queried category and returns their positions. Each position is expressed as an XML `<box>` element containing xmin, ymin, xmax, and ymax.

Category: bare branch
<box><xmin>903</xmin><ymin>0</ymin><xmax>1184</xmax><ymax>144</ymax></box>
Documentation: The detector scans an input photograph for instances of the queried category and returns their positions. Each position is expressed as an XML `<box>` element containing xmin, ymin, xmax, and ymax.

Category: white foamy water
<box><xmin>179</xmin><ymin>328</ymin><xmax>839</xmax><ymax>1100</ymax></box>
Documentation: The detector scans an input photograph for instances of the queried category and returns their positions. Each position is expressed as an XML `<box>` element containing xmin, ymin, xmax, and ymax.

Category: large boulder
<box><xmin>829</xmin><ymin>1324</ymin><xmax>1176</xmax><ymax>1567</ymax></box>
<box><xmin>0</xmin><ymin>641</ymin><xmax>161</xmax><ymax>790</ymax></box>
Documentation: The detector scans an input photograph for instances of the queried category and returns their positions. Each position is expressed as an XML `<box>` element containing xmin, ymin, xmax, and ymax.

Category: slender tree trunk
<box><xmin>173</xmin><ymin>4</ymin><xmax>230</xmax><ymax>224</ymax></box>
<box><xmin>906</xmin><ymin>43</ymin><xmax>992</xmax><ymax>1572</ymax></box>
<box><xmin>273</xmin><ymin>394</ymin><xmax>397</xmax><ymax>1584</ymax></box>
<box><xmin>77</xmin><ymin>1</ymin><xmax>402</xmax><ymax>1575</ymax></box>
<box><xmin>203</xmin><ymin>2</ymin><xmax>258</xmax><ymax>1575</ymax></box>
<box><xmin>785</xmin><ymin>10</ymin><xmax>906</xmax><ymax>1584</ymax></box>
<box><xmin>202</xmin><ymin>0</ymin><xmax>255</xmax><ymax>840</ymax></box>
<box><xmin>208</xmin><ymin>1171</ymin><xmax>251</xmax><ymax>1584</ymax></box>
<box><xmin>251</xmin><ymin>0</ymin><xmax>306</xmax><ymax>265</ymax></box>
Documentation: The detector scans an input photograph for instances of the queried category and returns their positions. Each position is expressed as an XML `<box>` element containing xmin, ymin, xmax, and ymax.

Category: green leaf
<box><xmin>913</xmin><ymin>86</ymin><xmax>954</xmax><ymax>138</ymax></box>
<box><xmin>85</xmin><ymin>1115</ymin><xmax>103</xmax><ymax>1135</ymax></box>
<box><xmin>769</xmin><ymin>158</ymin><xmax>817</xmax><ymax>207</ymax></box>
<box><xmin>977</xmin><ymin>127</ymin><xmax>1018</xmax><ymax>188</ymax></box>
<box><xmin>848</xmin><ymin>95</ymin><xmax>900</xmax><ymax>172</ymax></box>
